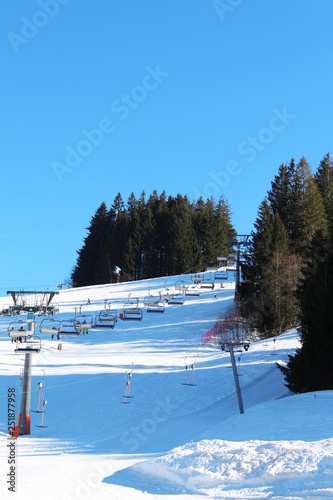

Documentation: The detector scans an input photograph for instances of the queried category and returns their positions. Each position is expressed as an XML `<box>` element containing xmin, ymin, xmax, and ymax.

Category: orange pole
<box><xmin>25</xmin><ymin>414</ymin><xmax>31</xmax><ymax>435</ymax></box>
<box><xmin>17</xmin><ymin>414</ymin><xmax>21</xmax><ymax>436</ymax></box>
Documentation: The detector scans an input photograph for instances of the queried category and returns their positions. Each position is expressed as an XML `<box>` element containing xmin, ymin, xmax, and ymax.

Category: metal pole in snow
<box><xmin>18</xmin><ymin>318</ymin><xmax>34</xmax><ymax>435</ymax></box>
<box><xmin>229</xmin><ymin>346</ymin><xmax>244</xmax><ymax>414</ymax></box>
<box><xmin>18</xmin><ymin>352</ymin><xmax>32</xmax><ymax>434</ymax></box>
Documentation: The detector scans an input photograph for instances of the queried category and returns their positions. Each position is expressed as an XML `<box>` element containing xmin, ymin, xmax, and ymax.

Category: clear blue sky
<box><xmin>1</xmin><ymin>0</ymin><xmax>332</xmax><ymax>294</ymax></box>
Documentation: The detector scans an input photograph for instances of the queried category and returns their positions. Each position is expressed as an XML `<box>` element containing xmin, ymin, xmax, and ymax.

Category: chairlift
<box><xmin>14</xmin><ymin>336</ymin><xmax>41</xmax><ymax>353</ymax></box>
<box><xmin>74</xmin><ymin>314</ymin><xmax>94</xmax><ymax>331</ymax></box>
<box><xmin>122</xmin><ymin>304</ymin><xmax>143</xmax><ymax>321</ymax></box>
<box><xmin>175</xmin><ymin>280</ymin><xmax>188</xmax><ymax>293</ymax></box>
<box><xmin>185</xmin><ymin>286</ymin><xmax>201</xmax><ymax>297</ymax></box>
<box><xmin>220</xmin><ymin>341</ymin><xmax>250</xmax><ymax>353</ymax></box>
<box><xmin>7</xmin><ymin>320</ymin><xmax>30</xmax><ymax>338</ymax></box>
<box><xmin>94</xmin><ymin>310</ymin><xmax>116</xmax><ymax>329</ymax></box>
<box><xmin>39</xmin><ymin>318</ymin><xmax>61</xmax><ymax>335</ymax></box>
<box><xmin>159</xmin><ymin>288</ymin><xmax>172</xmax><ymax>302</ymax></box>
<box><xmin>214</xmin><ymin>271</ymin><xmax>228</xmax><ymax>280</ymax></box>
<box><xmin>9</xmin><ymin>331</ymin><xmax>29</xmax><ymax>341</ymax></box>
<box><xmin>191</xmin><ymin>274</ymin><xmax>204</xmax><ymax>285</ymax></box>
<box><xmin>146</xmin><ymin>301</ymin><xmax>165</xmax><ymax>313</ymax></box>
<box><xmin>167</xmin><ymin>293</ymin><xmax>185</xmax><ymax>305</ymax></box>
<box><xmin>58</xmin><ymin>319</ymin><xmax>81</xmax><ymax>336</ymax></box>
<box><xmin>143</xmin><ymin>294</ymin><xmax>161</xmax><ymax>306</ymax></box>
<box><xmin>200</xmin><ymin>281</ymin><xmax>215</xmax><ymax>290</ymax></box>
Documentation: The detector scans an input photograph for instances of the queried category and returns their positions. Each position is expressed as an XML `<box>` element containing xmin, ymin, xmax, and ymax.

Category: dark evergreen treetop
<box><xmin>71</xmin><ymin>202</ymin><xmax>111</xmax><ymax>287</ymax></box>
<box><xmin>315</xmin><ymin>153</ymin><xmax>333</xmax><ymax>232</ymax></box>
<box><xmin>71</xmin><ymin>192</ymin><xmax>235</xmax><ymax>287</ymax></box>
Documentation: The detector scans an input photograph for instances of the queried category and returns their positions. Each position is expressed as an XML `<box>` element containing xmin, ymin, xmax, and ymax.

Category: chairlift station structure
<box><xmin>6</xmin><ymin>290</ymin><xmax>59</xmax><ymax>314</ymax></box>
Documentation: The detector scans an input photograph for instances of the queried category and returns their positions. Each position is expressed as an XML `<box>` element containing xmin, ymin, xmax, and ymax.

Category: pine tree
<box><xmin>245</xmin><ymin>210</ymin><xmax>295</xmax><ymax>334</ymax></box>
<box><xmin>215</xmin><ymin>196</ymin><xmax>236</xmax><ymax>258</ymax></box>
<box><xmin>268</xmin><ymin>161</ymin><xmax>293</xmax><ymax>235</ymax></box>
<box><xmin>239</xmin><ymin>199</ymin><xmax>274</xmax><ymax>328</ymax></box>
<box><xmin>140</xmin><ymin>200</ymin><xmax>157</xmax><ymax>279</ymax></box>
<box><xmin>202</xmin><ymin>197</ymin><xmax>218</xmax><ymax>267</ymax></box>
<box><xmin>279</xmin><ymin>233</ymin><xmax>333</xmax><ymax>392</ymax></box>
<box><xmin>315</xmin><ymin>153</ymin><xmax>333</xmax><ymax>229</ymax></box>
<box><xmin>166</xmin><ymin>194</ymin><xmax>198</xmax><ymax>274</ymax></box>
<box><xmin>267</xmin><ymin>157</ymin><xmax>327</xmax><ymax>255</ymax></box>
<box><xmin>71</xmin><ymin>202</ymin><xmax>110</xmax><ymax>287</ymax></box>
<box><xmin>129</xmin><ymin>207</ymin><xmax>142</xmax><ymax>280</ymax></box>
<box><xmin>192</xmin><ymin>197</ymin><xmax>207</xmax><ymax>270</ymax></box>
<box><xmin>241</xmin><ymin>156</ymin><xmax>329</xmax><ymax>335</ymax></box>
<box><xmin>106</xmin><ymin>193</ymin><xmax>130</xmax><ymax>282</ymax></box>
<box><xmin>241</xmin><ymin>198</ymin><xmax>275</xmax><ymax>289</ymax></box>
<box><xmin>289</xmin><ymin>157</ymin><xmax>328</xmax><ymax>254</ymax></box>
<box><xmin>153</xmin><ymin>191</ymin><xmax>171</xmax><ymax>276</ymax></box>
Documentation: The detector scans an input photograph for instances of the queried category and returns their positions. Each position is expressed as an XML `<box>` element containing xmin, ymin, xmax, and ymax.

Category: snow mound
<box><xmin>112</xmin><ymin>438</ymin><xmax>333</xmax><ymax>497</ymax></box>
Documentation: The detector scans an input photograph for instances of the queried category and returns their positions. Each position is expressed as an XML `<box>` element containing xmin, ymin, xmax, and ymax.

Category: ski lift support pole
<box><xmin>228</xmin><ymin>343</ymin><xmax>244</xmax><ymax>415</ymax></box>
<box><xmin>18</xmin><ymin>311</ymin><xmax>35</xmax><ymax>435</ymax></box>
<box><xmin>227</xmin><ymin>234</ymin><xmax>250</xmax><ymax>301</ymax></box>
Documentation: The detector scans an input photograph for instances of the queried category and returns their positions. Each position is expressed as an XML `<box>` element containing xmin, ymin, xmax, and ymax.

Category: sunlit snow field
<box><xmin>0</xmin><ymin>273</ymin><xmax>332</xmax><ymax>499</ymax></box>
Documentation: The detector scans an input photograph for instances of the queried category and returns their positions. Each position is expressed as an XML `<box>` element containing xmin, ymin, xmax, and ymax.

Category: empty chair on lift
<box><xmin>146</xmin><ymin>301</ymin><xmax>165</xmax><ymax>313</ymax></box>
<box><xmin>167</xmin><ymin>293</ymin><xmax>185</xmax><ymax>305</ymax></box>
<box><xmin>94</xmin><ymin>310</ymin><xmax>116</xmax><ymax>329</ymax></box>
<box><xmin>122</xmin><ymin>304</ymin><xmax>143</xmax><ymax>321</ymax></box>
<box><xmin>214</xmin><ymin>270</ymin><xmax>228</xmax><ymax>280</ymax></box>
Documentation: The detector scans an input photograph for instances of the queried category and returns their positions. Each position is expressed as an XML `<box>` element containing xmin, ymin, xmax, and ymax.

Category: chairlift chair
<box><xmin>143</xmin><ymin>294</ymin><xmax>161</xmax><ymax>307</ymax></box>
<box><xmin>191</xmin><ymin>274</ymin><xmax>204</xmax><ymax>285</ymax></box>
<box><xmin>220</xmin><ymin>341</ymin><xmax>250</xmax><ymax>353</ymax></box>
<box><xmin>39</xmin><ymin>318</ymin><xmax>61</xmax><ymax>335</ymax></box>
<box><xmin>167</xmin><ymin>293</ymin><xmax>185</xmax><ymax>305</ymax></box>
<box><xmin>146</xmin><ymin>301</ymin><xmax>165</xmax><ymax>313</ymax></box>
<box><xmin>159</xmin><ymin>288</ymin><xmax>172</xmax><ymax>302</ymax></box>
<box><xmin>185</xmin><ymin>286</ymin><xmax>201</xmax><ymax>297</ymax></box>
<box><xmin>214</xmin><ymin>271</ymin><xmax>228</xmax><ymax>280</ymax></box>
<box><xmin>14</xmin><ymin>336</ymin><xmax>41</xmax><ymax>353</ymax></box>
<box><xmin>58</xmin><ymin>319</ymin><xmax>81</xmax><ymax>336</ymax></box>
<box><xmin>200</xmin><ymin>281</ymin><xmax>215</xmax><ymax>289</ymax></box>
<box><xmin>175</xmin><ymin>280</ymin><xmax>188</xmax><ymax>293</ymax></box>
<box><xmin>122</xmin><ymin>304</ymin><xmax>143</xmax><ymax>321</ymax></box>
<box><xmin>74</xmin><ymin>314</ymin><xmax>94</xmax><ymax>331</ymax></box>
<box><xmin>94</xmin><ymin>310</ymin><xmax>116</xmax><ymax>329</ymax></box>
<box><xmin>7</xmin><ymin>320</ymin><xmax>29</xmax><ymax>338</ymax></box>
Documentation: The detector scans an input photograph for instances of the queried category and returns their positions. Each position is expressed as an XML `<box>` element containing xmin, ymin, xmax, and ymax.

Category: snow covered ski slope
<box><xmin>0</xmin><ymin>273</ymin><xmax>332</xmax><ymax>499</ymax></box>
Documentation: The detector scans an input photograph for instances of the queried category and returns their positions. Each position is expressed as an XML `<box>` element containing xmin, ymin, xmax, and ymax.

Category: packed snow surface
<box><xmin>0</xmin><ymin>273</ymin><xmax>332</xmax><ymax>499</ymax></box>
